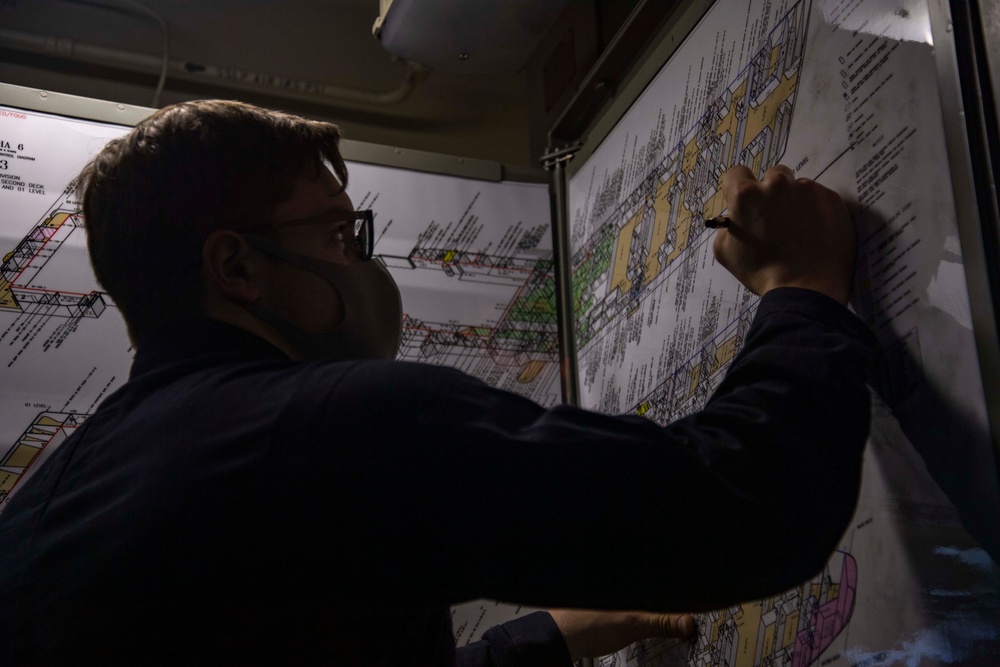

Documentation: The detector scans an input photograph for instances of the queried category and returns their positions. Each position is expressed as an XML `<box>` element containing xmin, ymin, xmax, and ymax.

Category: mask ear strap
<box><xmin>240</xmin><ymin>234</ymin><xmax>373</xmax><ymax>360</ymax></box>
<box><xmin>244</xmin><ymin>299</ymin><xmax>370</xmax><ymax>360</ymax></box>
<box><xmin>242</xmin><ymin>234</ymin><xmax>350</xmax><ymax>277</ymax></box>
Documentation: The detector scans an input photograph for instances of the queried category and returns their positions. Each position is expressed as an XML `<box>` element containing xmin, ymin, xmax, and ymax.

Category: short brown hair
<box><xmin>78</xmin><ymin>100</ymin><xmax>347</xmax><ymax>342</ymax></box>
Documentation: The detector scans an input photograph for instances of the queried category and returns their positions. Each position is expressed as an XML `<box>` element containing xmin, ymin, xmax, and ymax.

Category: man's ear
<box><xmin>201</xmin><ymin>230</ymin><xmax>264</xmax><ymax>303</ymax></box>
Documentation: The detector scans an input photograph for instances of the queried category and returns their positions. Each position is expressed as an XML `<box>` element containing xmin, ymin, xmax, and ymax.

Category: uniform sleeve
<box><xmin>285</xmin><ymin>287</ymin><xmax>878</xmax><ymax>613</ymax></box>
<box><xmin>455</xmin><ymin>612</ymin><xmax>572</xmax><ymax>667</ymax></box>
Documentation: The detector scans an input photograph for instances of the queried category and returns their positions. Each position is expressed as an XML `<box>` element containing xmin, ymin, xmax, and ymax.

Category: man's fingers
<box><xmin>712</xmin><ymin>224</ymin><xmax>733</xmax><ymax>270</ymax></box>
<box><xmin>721</xmin><ymin>165</ymin><xmax>757</xmax><ymax>208</ymax></box>
<box><xmin>650</xmin><ymin>613</ymin><xmax>696</xmax><ymax>638</ymax></box>
<box><xmin>762</xmin><ymin>164</ymin><xmax>795</xmax><ymax>185</ymax></box>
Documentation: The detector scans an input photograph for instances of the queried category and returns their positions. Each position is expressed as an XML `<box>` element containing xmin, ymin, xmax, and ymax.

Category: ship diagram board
<box><xmin>567</xmin><ymin>0</ymin><xmax>1000</xmax><ymax>664</ymax></box>
<box><xmin>0</xmin><ymin>109</ymin><xmax>133</xmax><ymax>505</ymax></box>
<box><xmin>0</xmin><ymin>104</ymin><xmax>558</xmax><ymax>515</ymax></box>
<box><xmin>344</xmin><ymin>162</ymin><xmax>559</xmax><ymax>408</ymax></box>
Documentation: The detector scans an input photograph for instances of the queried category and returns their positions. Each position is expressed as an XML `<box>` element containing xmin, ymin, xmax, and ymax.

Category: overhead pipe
<box><xmin>0</xmin><ymin>27</ymin><xmax>427</xmax><ymax>107</ymax></box>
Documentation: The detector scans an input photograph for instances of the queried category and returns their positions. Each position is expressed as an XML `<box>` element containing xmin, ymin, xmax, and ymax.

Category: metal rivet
<box><xmin>117</xmin><ymin>104</ymin><xmax>125</xmax><ymax>111</ymax></box>
<box><xmin>946</xmin><ymin>21</ymin><xmax>953</xmax><ymax>32</ymax></box>
<box><xmin>458</xmin><ymin>53</ymin><xmax>469</xmax><ymax>61</ymax></box>
<box><xmin>39</xmin><ymin>91</ymin><xmax>48</xmax><ymax>98</ymax></box>
<box><xmin>394</xmin><ymin>148</ymin><xmax>402</xmax><ymax>154</ymax></box>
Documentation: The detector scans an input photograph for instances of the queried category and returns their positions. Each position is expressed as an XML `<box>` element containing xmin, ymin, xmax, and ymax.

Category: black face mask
<box><xmin>242</xmin><ymin>234</ymin><xmax>403</xmax><ymax>361</ymax></box>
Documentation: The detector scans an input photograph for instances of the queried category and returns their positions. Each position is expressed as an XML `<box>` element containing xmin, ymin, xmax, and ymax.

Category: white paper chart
<box><xmin>0</xmin><ymin>105</ymin><xmax>558</xmax><ymax>508</ymax></box>
<box><xmin>567</xmin><ymin>0</ymin><xmax>1000</xmax><ymax>664</ymax></box>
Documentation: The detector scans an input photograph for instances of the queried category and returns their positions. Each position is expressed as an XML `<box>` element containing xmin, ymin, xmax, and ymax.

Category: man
<box><xmin>0</xmin><ymin>100</ymin><xmax>875</xmax><ymax>665</ymax></box>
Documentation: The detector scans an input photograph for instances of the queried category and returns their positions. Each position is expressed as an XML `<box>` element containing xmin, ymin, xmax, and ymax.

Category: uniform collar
<box><xmin>129</xmin><ymin>318</ymin><xmax>289</xmax><ymax>380</ymax></box>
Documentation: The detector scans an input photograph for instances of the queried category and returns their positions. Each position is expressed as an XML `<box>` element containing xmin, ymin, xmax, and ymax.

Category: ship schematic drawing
<box><xmin>369</xmin><ymin>189</ymin><xmax>561</xmax><ymax>407</ymax></box>
<box><xmin>571</xmin><ymin>0</ymin><xmax>808</xmax><ymax>356</ymax></box>
<box><xmin>0</xmin><ymin>184</ymin><xmax>115</xmax><ymax>505</ymax></box>
<box><xmin>0</xmin><ymin>412</ymin><xmax>86</xmax><ymax>504</ymax></box>
<box><xmin>1</xmin><ymin>184</ymin><xmax>108</xmax><ymax>323</ymax></box>
<box><xmin>570</xmin><ymin>1</ymin><xmax>859</xmax><ymax>665</ymax></box>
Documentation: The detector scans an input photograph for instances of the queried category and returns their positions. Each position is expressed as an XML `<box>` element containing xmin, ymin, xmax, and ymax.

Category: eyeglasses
<box><xmin>246</xmin><ymin>209</ymin><xmax>374</xmax><ymax>261</ymax></box>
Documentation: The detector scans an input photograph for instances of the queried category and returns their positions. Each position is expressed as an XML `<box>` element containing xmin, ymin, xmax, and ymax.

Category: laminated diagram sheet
<box><xmin>0</xmin><ymin>109</ymin><xmax>133</xmax><ymax>505</ymax></box>
<box><xmin>346</xmin><ymin>161</ymin><xmax>559</xmax><ymax>408</ymax></box>
<box><xmin>0</xmin><ymin>106</ymin><xmax>559</xmax><ymax>514</ymax></box>
<box><xmin>566</xmin><ymin>0</ymin><xmax>1000</xmax><ymax>664</ymax></box>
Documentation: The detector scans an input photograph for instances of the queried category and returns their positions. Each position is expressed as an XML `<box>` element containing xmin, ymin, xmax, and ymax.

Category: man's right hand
<box><xmin>712</xmin><ymin>165</ymin><xmax>856</xmax><ymax>305</ymax></box>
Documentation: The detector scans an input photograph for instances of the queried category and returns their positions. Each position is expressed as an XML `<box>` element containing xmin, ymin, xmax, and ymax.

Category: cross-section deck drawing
<box><xmin>0</xmin><ymin>411</ymin><xmax>86</xmax><ymax>503</ymax></box>
<box><xmin>375</xmin><ymin>198</ymin><xmax>561</xmax><ymax>404</ymax></box>
<box><xmin>1</xmin><ymin>188</ymin><xmax>108</xmax><ymax>321</ymax></box>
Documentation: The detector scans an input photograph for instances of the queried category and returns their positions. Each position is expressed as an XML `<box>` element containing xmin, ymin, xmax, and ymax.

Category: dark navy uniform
<box><xmin>0</xmin><ymin>288</ymin><xmax>876</xmax><ymax>665</ymax></box>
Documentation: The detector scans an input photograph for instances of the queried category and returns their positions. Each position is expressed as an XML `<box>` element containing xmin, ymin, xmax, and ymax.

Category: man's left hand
<box><xmin>548</xmin><ymin>608</ymin><xmax>695</xmax><ymax>661</ymax></box>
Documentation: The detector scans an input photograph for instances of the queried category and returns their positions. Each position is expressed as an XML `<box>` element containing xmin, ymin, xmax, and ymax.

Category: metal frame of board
<box><xmin>0</xmin><ymin>82</ymin><xmax>548</xmax><ymax>185</ymax></box>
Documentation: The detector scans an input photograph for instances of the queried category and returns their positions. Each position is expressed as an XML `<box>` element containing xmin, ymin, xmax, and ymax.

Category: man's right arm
<box><xmin>285</xmin><ymin>165</ymin><xmax>875</xmax><ymax>612</ymax></box>
<box><xmin>309</xmin><ymin>283</ymin><xmax>873</xmax><ymax>613</ymax></box>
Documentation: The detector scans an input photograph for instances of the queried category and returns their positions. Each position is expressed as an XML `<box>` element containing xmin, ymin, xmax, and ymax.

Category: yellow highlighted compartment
<box><xmin>682</xmin><ymin>133</ymin><xmax>700</xmax><ymax>174</ymax></box>
<box><xmin>732</xmin><ymin>603</ymin><xmax>763</xmax><ymax>667</ymax></box>
<box><xmin>781</xmin><ymin>609</ymin><xmax>801</xmax><ymax>648</ymax></box>
<box><xmin>609</xmin><ymin>212</ymin><xmax>641</xmax><ymax>298</ymax></box>
<box><xmin>0</xmin><ymin>471</ymin><xmax>19</xmax><ymax>494</ymax></box>
<box><xmin>687</xmin><ymin>363</ymin><xmax>703</xmax><ymax>397</ymax></box>
<box><xmin>517</xmin><ymin>360</ymin><xmax>547</xmax><ymax>384</ymax></box>
<box><xmin>761</xmin><ymin>621</ymin><xmax>776</xmax><ymax>658</ymax></box>
<box><xmin>0</xmin><ymin>277</ymin><xmax>19</xmax><ymax>310</ymax></box>
<box><xmin>44</xmin><ymin>212</ymin><xmax>73</xmax><ymax>229</ymax></box>
<box><xmin>708</xmin><ymin>611</ymin><xmax>726</xmax><ymax>643</ymax></box>
<box><xmin>4</xmin><ymin>444</ymin><xmax>41</xmax><ymax>469</ymax></box>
